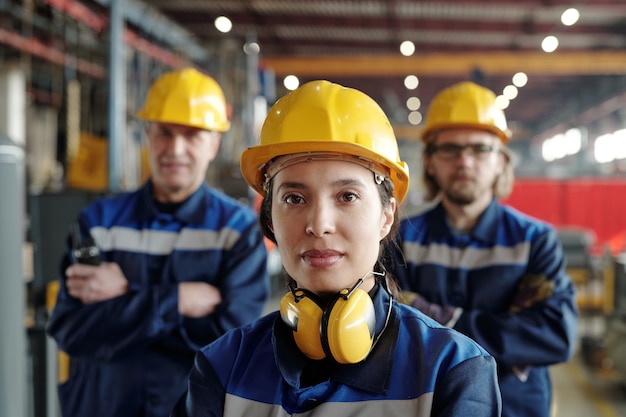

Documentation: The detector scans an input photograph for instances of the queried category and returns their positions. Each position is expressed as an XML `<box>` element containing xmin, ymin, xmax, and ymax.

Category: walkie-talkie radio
<box><xmin>70</xmin><ymin>223</ymin><xmax>101</xmax><ymax>265</ymax></box>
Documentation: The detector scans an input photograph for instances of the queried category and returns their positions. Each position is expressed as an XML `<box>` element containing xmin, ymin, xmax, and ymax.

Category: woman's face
<box><xmin>270</xmin><ymin>160</ymin><xmax>395</xmax><ymax>297</ymax></box>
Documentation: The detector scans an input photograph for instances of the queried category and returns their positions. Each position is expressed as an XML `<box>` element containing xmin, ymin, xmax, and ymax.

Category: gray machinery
<box><xmin>0</xmin><ymin>133</ymin><xmax>27</xmax><ymax>417</ymax></box>
<box><xmin>604</xmin><ymin>255</ymin><xmax>626</xmax><ymax>388</ymax></box>
<box><xmin>29</xmin><ymin>190</ymin><xmax>103</xmax><ymax>417</ymax></box>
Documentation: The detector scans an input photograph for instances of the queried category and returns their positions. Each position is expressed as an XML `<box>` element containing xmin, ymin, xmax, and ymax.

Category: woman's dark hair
<box><xmin>258</xmin><ymin>172</ymin><xmax>402</xmax><ymax>298</ymax></box>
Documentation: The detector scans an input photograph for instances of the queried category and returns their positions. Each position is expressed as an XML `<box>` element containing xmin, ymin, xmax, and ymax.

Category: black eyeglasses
<box><xmin>428</xmin><ymin>143</ymin><xmax>500</xmax><ymax>160</ymax></box>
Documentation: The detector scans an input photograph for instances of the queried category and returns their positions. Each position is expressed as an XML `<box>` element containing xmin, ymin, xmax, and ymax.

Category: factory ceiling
<box><xmin>2</xmin><ymin>0</ymin><xmax>626</xmax><ymax>143</ymax></box>
<box><xmin>147</xmin><ymin>0</ymin><xmax>626</xmax><ymax>142</ymax></box>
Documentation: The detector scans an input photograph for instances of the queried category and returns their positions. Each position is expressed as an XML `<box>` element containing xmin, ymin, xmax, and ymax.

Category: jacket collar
<box><xmin>429</xmin><ymin>198</ymin><xmax>501</xmax><ymax>243</ymax></box>
<box><xmin>134</xmin><ymin>180</ymin><xmax>211</xmax><ymax>224</ymax></box>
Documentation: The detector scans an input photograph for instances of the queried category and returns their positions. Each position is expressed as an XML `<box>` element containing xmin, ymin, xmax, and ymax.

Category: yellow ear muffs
<box><xmin>323</xmin><ymin>288</ymin><xmax>376</xmax><ymax>364</ymax></box>
<box><xmin>279</xmin><ymin>289</ymin><xmax>326</xmax><ymax>360</ymax></box>
<box><xmin>279</xmin><ymin>281</ymin><xmax>380</xmax><ymax>364</ymax></box>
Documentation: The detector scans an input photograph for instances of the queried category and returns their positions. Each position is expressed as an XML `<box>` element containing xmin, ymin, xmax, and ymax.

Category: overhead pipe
<box><xmin>44</xmin><ymin>0</ymin><xmax>194</xmax><ymax>67</ymax></box>
<box><xmin>0</xmin><ymin>27</ymin><xmax>106</xmax><ymax>79</ymax></box>
<box><xmin>262</xmin><ymin>51</ymin><xmax>626</xmax><ymax>77</ymax></box>
<box><xmin>1</xmin><ymin>0</ymin><xmax>199</xmax><ymax>78</ymax></box>
<box><xmin>536</xmin><ymin>89</ymin><xmax>626</xmax><ymax>140</ymax></box>
<box><xmin>91</xmin><ymin>0</ymin><xmax>210</xmax><ymax>63</ymax></box>
<box><xmin>125</xmin><ymin>31</ymin><xmax>189</xmax><ymax>69</ymax></box>
<box><xmin>42</xmin><ymin>0</ymin><xmax>108</xmax><ymax>32</ymax></box>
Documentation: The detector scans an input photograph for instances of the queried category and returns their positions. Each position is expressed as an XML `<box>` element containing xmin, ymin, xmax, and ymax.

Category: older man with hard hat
<box><xmin>392</xmin><ymin>81</ymin><xmax>578</xmax><ymax>417</ymax></box>
<box><xmin>47</xmin><ymin>68</ymin><xmax>269</xmax><ymax>417</ymax></box>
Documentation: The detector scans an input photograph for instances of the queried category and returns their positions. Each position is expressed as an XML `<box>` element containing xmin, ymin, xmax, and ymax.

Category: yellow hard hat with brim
<box><xmin>137</xmin><ymin>67</ymin><xmax>230</xmax><ymax>132</ymax></box>
<box><xmin>240</xmin><ymin>80</ymin><xmax>410</xmax><ymax>204</ymax></box>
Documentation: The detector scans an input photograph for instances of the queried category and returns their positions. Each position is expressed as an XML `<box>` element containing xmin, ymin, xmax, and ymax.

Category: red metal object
<box><xmin>42</xmin><ymin>0</ymin><xmax>108</xmax><ymax>32</ymax></box>
<box><xmin>0</xmin><ymin>27</ymin><xmax>106</xmax><ymax>78</ymax></box>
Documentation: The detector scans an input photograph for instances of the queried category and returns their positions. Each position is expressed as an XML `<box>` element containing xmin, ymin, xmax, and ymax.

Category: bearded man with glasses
<box><xmin>391</xmin><ymin>81</ymin><xmax>578</xmax><ymax>417</ymax></box>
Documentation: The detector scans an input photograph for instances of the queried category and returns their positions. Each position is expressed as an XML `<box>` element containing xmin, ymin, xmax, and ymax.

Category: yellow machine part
<box><xmin>67</xmin><ymin>132</ymin><xmax>153</xmax><ymax>190</ymax></box>
<box><xmin>568</xmin><ymin>262</ymin><xmax>615</xmax><ymax>314</ymax></box>
<box><xmin>140</xmin><ymin>144</ymin><xmax>151</xmax><ymax>184</ymax></box>
<box><xmin>66</xmin><ymin>132</ymin><xmax>108</xmax><ymax>191</ymax></box>
<box><xmin>46</xmin><ymin>280</ymin><xmax>70</xmax><ymax>384</ymax></box>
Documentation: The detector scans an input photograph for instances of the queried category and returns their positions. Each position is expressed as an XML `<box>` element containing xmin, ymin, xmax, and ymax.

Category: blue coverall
<box><xmin>392</xmin><ymin>199</ymin><xmax>578</xmax><ymax>417</ymax></box>
<box><xmin>47</xmin><ymin>181</ymin><xmax>269</xmax><ymax>417</ymax></box>
<box><xmin>170</xmin><ymin>282</ymin><xmax>502</xmax><ymax>417</ymax></box>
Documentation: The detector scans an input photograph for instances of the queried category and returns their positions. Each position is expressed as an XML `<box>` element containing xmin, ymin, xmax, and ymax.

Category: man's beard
<box><xmin>445</xmin><ymin>187</ymin><xmax>477</xmax><ymax>206</ymax></box>
<box><xmin>443</xmin><ymin>177</ymin><xmax>480</xmax><ymax>206</ymax></box>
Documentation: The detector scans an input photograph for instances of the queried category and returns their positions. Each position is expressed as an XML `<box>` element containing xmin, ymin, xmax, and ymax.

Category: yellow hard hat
<box><xmin>240</xmin><ymin>80</ymin><xmax>410</xmax><ymax>204</ymax></box>
<box><xmin>137</xmin><ymin>67</ymin><xmax>230</xmax><ymax>132</ymax></box>
<box><xmin>422</xmin><ymin>81</ymin><xmax>511</xmax><ymax>143</ymax></box>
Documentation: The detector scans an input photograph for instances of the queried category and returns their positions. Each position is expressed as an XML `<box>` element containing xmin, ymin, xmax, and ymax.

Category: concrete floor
<box><xmin>551</xmin><ymin>353</ymin><xmax>626</xmax><ymax>417</ymax></box>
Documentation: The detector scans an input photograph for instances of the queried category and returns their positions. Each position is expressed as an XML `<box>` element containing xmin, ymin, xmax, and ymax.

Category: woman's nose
<box><xmin>305</xmin><ymin>201</ymin><xmax>336</xmax><ymax>237</ymax></box>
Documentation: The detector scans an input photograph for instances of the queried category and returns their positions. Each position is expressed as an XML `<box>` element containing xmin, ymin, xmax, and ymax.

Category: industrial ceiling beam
<box><xmin>261</xmin><ymin>51</ymin><xmax>626</xmax><ymax>77</ymax></box>
<box><xmin>92</xmin><ymin>0</ymin><xmax>210</xmax><ymax>63</ymax></box>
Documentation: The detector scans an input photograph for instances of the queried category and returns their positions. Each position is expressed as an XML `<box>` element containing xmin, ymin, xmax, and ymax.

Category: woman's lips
<box><xmin>301</xmin><ymin>249</ymin><xmax>343</xmax><ymax>268</ymax></box>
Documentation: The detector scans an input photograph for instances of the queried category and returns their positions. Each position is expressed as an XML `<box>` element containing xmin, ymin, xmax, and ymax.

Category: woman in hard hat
<box><xmin>47</xmin><ymin>68</ymin><xmax>269</xmax><ymax>417</ymax></box>
<box><xmin>392</xmin><ymin>81</ymin><xmax>578</xmax><ymax>417</ymax></box>
<box><xmin>170</xmin><ymin>80</ymin><xmax>501</xmax><ymax>416</ymax></box>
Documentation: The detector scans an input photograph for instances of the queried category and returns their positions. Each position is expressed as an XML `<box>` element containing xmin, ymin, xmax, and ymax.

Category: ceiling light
<box><xmin>214</xmin><ymin>16</ymin><xmax>232</xmax><ymax>33</ymax></box>
<box><xmin>404</xmin><ymin>75</ymin><xmax>419</xmax><ymax>90</ymax></box>
<box><xmin>243</xmin><ymin>42</ymin><xmax>260</xmax><ymax>55</ymax></box>
<box><xmin>503</xmin><ymin>85</ymin><xmax>518</xmax><ymax>100</ymax></box>
<box><xmin>406</xmin><ymin>96</ymin><xmax>421</xmax><ymax>111</ymax></box>
<box><xmin>400</xmin><ymin>40</ymin><xmax>415</xmax><ymax>56</ymax></box>
<box><xmin>541</xmin><ymin>36</ymin><xmax>559</xmax><ymax>53</ymax></box>
<box><xmin>495</xmin><ymin>95</ymin><xmax>509</xmax><ymax>110</ymax></box>
<box><xmin>561</xmin><ymin>8</ymin><xmax>580</xmax><ymax>26</ymax></box>
<box><xmin>283</xmin><ymin>75</ymin><xmax>299</xmax><ymax>91</ymax></box>
<box><xmin>512</xmin><ymin>72</ymin><xmax>528</xmax><ymax>87</ymax></box>
<box><xmin>408</xmin><ymin>111</ymin><xmax>422</xmax><ymax>125</ymax></box>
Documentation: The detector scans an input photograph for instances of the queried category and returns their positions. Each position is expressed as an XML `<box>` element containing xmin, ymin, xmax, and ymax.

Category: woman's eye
<box><xmin>340</xmin><ymin>192</ymin><xmax>358</xmax><ymax>203</ymax></box>
<box><xmin>284</xmin><ymin>194</ymin><xmax>305</xmax><ymax>205</ymax></box>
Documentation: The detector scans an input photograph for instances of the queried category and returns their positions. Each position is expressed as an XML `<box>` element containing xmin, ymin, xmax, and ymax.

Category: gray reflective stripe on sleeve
<box><xmin>403</xmin><ymin>241</ymin><xmax>531</xmax><ymax>269</ymax></box>
<box><xmin>91</xmin><ymin>226</ymin><xmax>242</xmax><ymax>254</ymax></box>
<box><xmin>223</xmin><ymin>392</ymin><xmax>433</xmax><ymax>417</ymax></box>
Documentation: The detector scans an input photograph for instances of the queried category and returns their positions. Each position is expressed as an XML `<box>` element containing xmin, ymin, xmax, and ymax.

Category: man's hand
<box><xmin>510</xmin><ymin>273</ymin><xmax>555</xmax><ymax>313</ymax></box>
<box><xmin>401</xmin><ymin>291</ymin><xmax>461</xmax><ymax>327</ymax></box>
<box><xmin>178</xmin><ymin>282</ymin><xmax>222</xmax><ymax>318</ymax></box>
<box><xmin>65</xmin><ymin>262</ymin><xmax>129</xmax><ymax>304</ymax></box>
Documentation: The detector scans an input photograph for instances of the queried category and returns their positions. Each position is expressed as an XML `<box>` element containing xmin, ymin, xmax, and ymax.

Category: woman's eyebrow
<box><xmin>276</xmin><ymin>182</ymin><xmax>307</xmax><ymax>192</ymax></box>
<box><xmin>333</xmin><ymin>178</ymin><xmax>365</xmax><ymax>188</ymax></box>
<box><xmin>276</xmin><ymin>177</ymin><xmax>366</xmax><ymax>193</ymax></box>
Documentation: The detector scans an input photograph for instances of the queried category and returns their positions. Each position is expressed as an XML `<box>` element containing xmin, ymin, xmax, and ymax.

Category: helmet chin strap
<box><xmin>339</xmin><ymin>270</ymin><xmax>385</xmax><ymax>299</ymax></box>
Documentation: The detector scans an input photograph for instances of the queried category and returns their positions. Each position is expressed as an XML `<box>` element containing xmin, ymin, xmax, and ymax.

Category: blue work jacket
<box><xmin>170</xmin><ymin>284</ymin><xmax>502</xmax><ymax>417</ymax></box>
<box><xmin>392</xmin><ymin>199</ymin><xmax>578</xmax><ymax>417</ymax></box>
<box><xmin>47</xmin><ymin>181</ymin><xmax>269</xmax><ymax>417</ymax></box>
